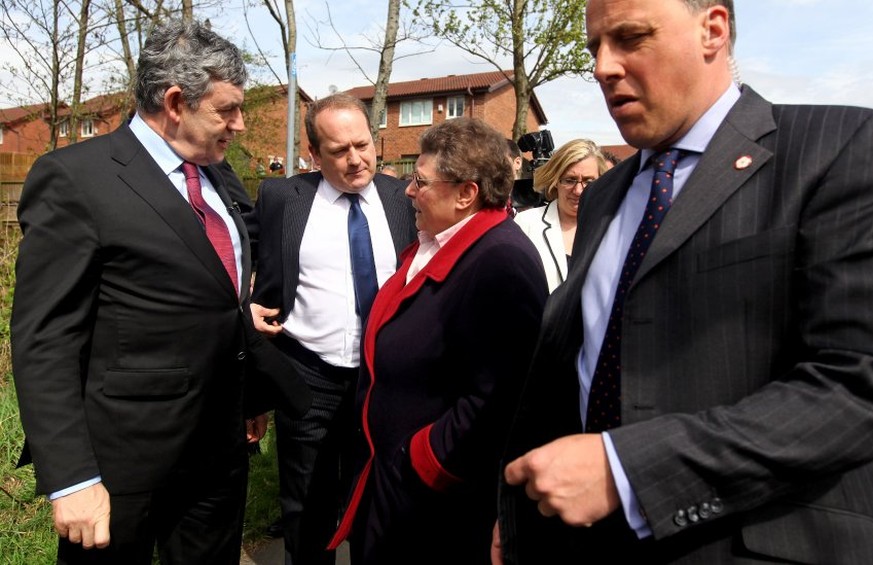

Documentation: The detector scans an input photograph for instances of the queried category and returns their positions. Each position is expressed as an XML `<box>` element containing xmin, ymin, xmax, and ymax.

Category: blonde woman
<box><xmin>514</xmin><ymin>139</ymin><xmax>608</xmax><ymax>291</ymax></box>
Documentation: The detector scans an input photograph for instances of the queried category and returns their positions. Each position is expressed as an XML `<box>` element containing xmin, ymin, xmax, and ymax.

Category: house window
<box><xmin>81</xmin><ymin>119</ymin><xmax>95</xmax><ymax>137</ymax></box>
<box><xmin>446</xmin><ymin>96</ymin><xmax>465</xmax><ymax>119</ymax></box>
<box><xmin>368</xmin><ymin>105</ymin><xmax>387</xmax><ymax>128</ymax></box>
<box><xmin>399</xmin><ymin>99</ymin><xmax>432</xmax><ymax>127</ymax></box>
<box><xmin>0</xmin><ymin>125</ymin><xmax>3</xmax><ymax>145</ymax></box>
<box><xmin>59</xmin><ymin>120</ymin><xmax>69</xmax><ymax>137</ymax></box>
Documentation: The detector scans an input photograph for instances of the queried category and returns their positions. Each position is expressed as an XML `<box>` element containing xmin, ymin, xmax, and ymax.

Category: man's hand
<box><xmin>250</xmin><ymin>303</ymin><xmax>283</xmax><ymax>336</ymax></box>
<box><xmin>504</xmin><ymin>434</ymin><xmax>620</xmax><ymax>527</ymax></box>
<box><xmin>246</xmin><ymin>413</ymin><xmax>268</xmax><ymax>443</ymax></box>
<box><xmin>52</xmin><ymin>482</ymin><xmax>111</xmax><ymax>549</ymax></box>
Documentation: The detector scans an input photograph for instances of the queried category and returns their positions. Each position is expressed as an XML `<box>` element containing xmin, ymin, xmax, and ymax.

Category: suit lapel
<box><xmin>540</xmin><ymin>201</ymin><xmax>567</xmax><ymax>283</ymax></box>
<box><xmin>537</xmin><ymin>156</ymin><xmax>641</xmax><ymax>365</ymax></box>
<box><xmin>636</xmin><ymin>87</ymin><xmax>777</xmax><ymax>283</ymax></box>
<box><xmin>110</xmin><ymin>125</ymin><xmax>239</xmax><ymax>300</ymax></box>
<box><xmin>281</xmin><ymin>172</ymin><xmax>319</xmax><ymax>314</ymax></box>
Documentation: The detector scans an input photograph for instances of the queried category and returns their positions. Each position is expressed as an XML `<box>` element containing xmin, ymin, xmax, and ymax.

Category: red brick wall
<box><xmin>374</xmin><ymin>85</ymin><xmax>545</xmax><ymax>162</ymax></box>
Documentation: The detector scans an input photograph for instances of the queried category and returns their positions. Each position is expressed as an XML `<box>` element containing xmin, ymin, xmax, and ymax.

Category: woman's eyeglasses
<box><xmin>411</xmin><ymin>172</ymin><xmax>461</xmax><ymax>190</ymax></box>
<box><xmin>557</xmin><ymin>177</ymin><xmax>595</xmax><ymax>189</ymax></box>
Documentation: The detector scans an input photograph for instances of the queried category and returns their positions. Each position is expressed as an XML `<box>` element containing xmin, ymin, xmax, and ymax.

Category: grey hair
<box><xmin>135</xmin><ymin>19</ymin><xmax>247</xmax><ymax>114</ymax></box>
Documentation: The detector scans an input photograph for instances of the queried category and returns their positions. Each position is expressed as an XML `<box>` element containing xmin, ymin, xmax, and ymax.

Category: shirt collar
<box><xmin>418</xmin><ymin>212</ymin><xmax>479</xmax><ymax>249</ymax></box>
<box><xmin>638</xmin><ymin>84</ymin><xmax>742</xmax><ymax>172</ymax></box>
<box><xmin>319</xmin><ymin>175</ymin><xmax>377</xmax><ymax>204</ymax></box>
<box><xmin>128</xmin><ymin>113</ymin><xmax>188</xmax><ymax>175</ymax></box>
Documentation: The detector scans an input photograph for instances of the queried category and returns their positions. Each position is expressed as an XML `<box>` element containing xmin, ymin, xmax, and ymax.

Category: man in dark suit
<box><xmin>12</xmin><ymin>20</ymin><xmax>309</xmax><ymax>564</ymax></box>
<box><xmin>248</xmin><ymin>93</ymin><xmax>417</xmax><ymax>564</ymax></box>
<box><xmin>497</xmin><ymin>1</ymin><xmax>873</xmax><ymax>563</ymax></box>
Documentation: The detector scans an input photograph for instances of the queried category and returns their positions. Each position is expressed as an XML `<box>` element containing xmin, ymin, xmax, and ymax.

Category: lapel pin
<box><xmin>734</xmin><ymin>155</ymin><xmax>753</xmax><ymax>170</ymax></box>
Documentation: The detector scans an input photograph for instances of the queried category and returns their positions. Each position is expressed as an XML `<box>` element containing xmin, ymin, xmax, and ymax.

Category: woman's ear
<box><xmin>456</xmin><ymin>181</ymin><xmax>480</xmax><ymax>211</ymax></box>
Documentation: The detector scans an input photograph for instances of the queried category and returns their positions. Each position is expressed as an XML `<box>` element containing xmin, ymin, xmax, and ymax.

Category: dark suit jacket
<box><xmin>333</xmin><ymin>210</ymin><xmax>548</xmax><ymax>564</ymax></box>
<box><xmin>12</xmin><ymin>123</ymin><xmax>310</xmax><ymax>496</ymax></box>
<box><xmin>500</xmin><ymin>87</ymin><xmax>873</xmax><ymax>564</ymax></box>
<box><xmin>249</xmin><ymin>171</ymin><xmax>417</xmax><ymax>319</ymax></box>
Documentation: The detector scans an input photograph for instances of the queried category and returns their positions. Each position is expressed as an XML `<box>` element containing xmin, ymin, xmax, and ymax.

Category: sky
<box><xmin>3</xmin><ymin>0</ymin><xmax>873</xmax><ymax>149</ymax></box>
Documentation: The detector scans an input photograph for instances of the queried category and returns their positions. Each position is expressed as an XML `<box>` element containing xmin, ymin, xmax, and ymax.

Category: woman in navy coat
<box><xmin>329</xmin><ymin>118</ymin><xmax>548</xmax><ymax>564</ymax></box>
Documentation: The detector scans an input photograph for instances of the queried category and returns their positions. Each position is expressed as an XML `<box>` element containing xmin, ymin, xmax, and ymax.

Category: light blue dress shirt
<box><xmin>578</xmin><ymin>85</ymin><xmax>741</xmax><ymax>536</ymax></box>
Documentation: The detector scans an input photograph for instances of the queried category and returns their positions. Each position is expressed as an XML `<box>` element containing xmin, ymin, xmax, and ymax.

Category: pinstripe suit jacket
<box><xmin>500</xmin><ymin>87</ymin><xmax>873</xmax><ymax>563</ymax></box>
<box><xmin>249</xmin><ymin>171</ymin><xmax>417</xmax><ymax>319</ymax></box>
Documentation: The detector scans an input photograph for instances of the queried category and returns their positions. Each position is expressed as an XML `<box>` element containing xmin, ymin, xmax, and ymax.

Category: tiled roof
<box><xmin>344</xmin><ymin>69</ymin><xmax>547</xmax><ymax>124</ymax></box>
<box><xmin>0</xmin><ymin>103</ymin><xmax>51</xmax><ymax>125</ymax></box>
<box><xmin>600</xmin><ymin>144</ymin><xmax>637</xmax><ymax>161</ymax></box>
<box><xmin>345</xmin><ymin>69</ymin><xmax>516</xmax><ymax>100</ymax></box>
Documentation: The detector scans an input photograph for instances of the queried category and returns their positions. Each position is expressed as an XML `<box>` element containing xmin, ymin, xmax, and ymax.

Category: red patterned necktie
<box><xmin>586</xmin><ymin>148</ymin><xmax>684</xmax><ymax>432</ymax></box>
<box><xmin>181</xmin><ymin>161</ymin><xmax>239</xmax><ymax>296</ymax></box>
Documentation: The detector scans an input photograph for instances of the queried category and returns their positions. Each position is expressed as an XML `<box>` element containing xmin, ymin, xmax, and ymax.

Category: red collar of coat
<box><xmin>365</xmin><ymin>207</ymin><xmax>509</xmax><ymax>358</ymax></box>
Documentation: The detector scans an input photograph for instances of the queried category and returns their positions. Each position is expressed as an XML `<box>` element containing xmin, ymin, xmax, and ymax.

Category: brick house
<box><xmin>344</xmin><ymin>70</ymin><xmax>549</xmax><ymax>171</ymax></box>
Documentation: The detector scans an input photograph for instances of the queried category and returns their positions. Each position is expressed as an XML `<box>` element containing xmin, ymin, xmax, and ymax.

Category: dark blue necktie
<box><xmin>586</xmin><ymin>148</ymin><xmax>684</xmax><ymax>432</ymax></box>
<box><xmin>346</xmin><ymin>193</ymin><xmax>379</xmax><ymax>321</ymax></box>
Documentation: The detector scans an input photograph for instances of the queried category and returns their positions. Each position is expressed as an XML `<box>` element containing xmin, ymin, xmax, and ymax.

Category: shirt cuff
<box><xmin>49</xmin><ymin>476</ymin><xmax>102</xmax><ymax>501</ymax></box>
<box><xmin>602</xmin><ymin>433</ymin><xmax>652</xmax><ymax>539</ymax></box>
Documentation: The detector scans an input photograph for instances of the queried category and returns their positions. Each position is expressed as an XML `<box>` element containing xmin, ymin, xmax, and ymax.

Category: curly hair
<box><xmin>418</xmin><ymin>118</ymin><xmax>513</xmax><ymax>209</ymax></box>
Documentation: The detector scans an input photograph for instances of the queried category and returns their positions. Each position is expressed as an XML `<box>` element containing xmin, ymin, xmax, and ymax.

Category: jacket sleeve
<box><xmin>11</xmin><ymin>153</ymin><xmax>102</xmax><ymax>494</ymax></box>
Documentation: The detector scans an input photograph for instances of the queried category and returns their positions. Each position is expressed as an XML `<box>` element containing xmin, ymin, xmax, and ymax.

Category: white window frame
<box><xmin>399</xmin><ymin>99</ymin><xmax>433</xmax><ymax>127</ymax></box>
<box><xmin>59</xmin><ymin>120</ymin><xmax>69</xmax><ymax>138</ymax></box>
<box><xmin>0</xmin><ymin>125</ymin><xmax>4</xmax><ymax>145</ymax></box>
<box><xmin>81</xmin><ymin>119</ymin><xmax>95</xmax><ymax>137</ymax></box>
<box><xmin>446</xmin><ymin>95</ymin><xmax>465</xmax><ymax>119</ymax></box>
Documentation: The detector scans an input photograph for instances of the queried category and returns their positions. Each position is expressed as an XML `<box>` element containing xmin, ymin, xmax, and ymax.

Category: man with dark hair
<box><xmin>498</xmin><ymin>0</ymin><xmax>873</xmax><ymax>563</ymax></box>
<box><xmin>249</xmin><ymin>92</ymin><xmax>417</xmax><ymax>564</ymax></box>
<box><xmin>12</xmin><ymin>19</ymin><xmax>310</xmax><ymax>564</ymax></box>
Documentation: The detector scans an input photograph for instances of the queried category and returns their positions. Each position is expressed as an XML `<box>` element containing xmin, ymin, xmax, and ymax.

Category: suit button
<box><xmin>699</xmin><ymin>502</ymin><xmax>712</xmax><ymax>519</ymax></box>
<box><xmin>711</xmin><ymin>498</ymin><xmax>724</xmax><ymax>514</ymax></box>
<box><xmin>237</xmin><ymin>351</ymin><xmax>246</xmax><ymax>361</ymax></box>
<box><xmin>673</xmin><ymin>509</ymin><xmax>688</xmax><ymax>527</ymax></box>
<box><xmin>686</xmin><ymin>506</ymin><xmax>699</xmax><ymax>524</ymax></box>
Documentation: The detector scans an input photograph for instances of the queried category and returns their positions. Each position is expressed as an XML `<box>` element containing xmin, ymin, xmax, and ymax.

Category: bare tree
<box><xmin>1</xmin><ymin>0</ymin><xmax>90</xmax><ymax>148</ymax></box>
<box><xmin>413</xmin><ymin>0</ymin><xmax>594</xmax><ymax>140</ymax></box>
<box><xmin>305</xmin><ymin>0</ymin><xmax>434</xmax><ymax>141</ymax></box>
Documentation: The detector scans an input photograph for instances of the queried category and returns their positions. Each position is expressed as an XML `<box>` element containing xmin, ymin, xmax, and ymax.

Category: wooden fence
<box><xmin>0</xmin><ymin>153</ymin><xmax>38</xmax><ymax>225</ymax></box>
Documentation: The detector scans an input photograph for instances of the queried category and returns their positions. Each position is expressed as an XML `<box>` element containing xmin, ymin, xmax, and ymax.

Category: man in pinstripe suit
<box><xmin>497</xmin><ymin>0</ymin><xmax>873</xmax><ymax>563</ymax></box>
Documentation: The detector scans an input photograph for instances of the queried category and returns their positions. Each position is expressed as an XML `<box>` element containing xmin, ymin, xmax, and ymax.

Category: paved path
<box><xmin>241</xmin><ymin>539</ymin><xmax>350</xmax><ymax>565</ymax></box>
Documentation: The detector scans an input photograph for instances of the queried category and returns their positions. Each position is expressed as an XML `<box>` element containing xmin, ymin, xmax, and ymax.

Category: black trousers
<box><xmin>273</xmin><ymin>335</ymin><xmax>357</xmax><ymax>565</ymax></box>
<box><xmin>56</xmin><ymin>452</ymin><xmax>248</xmax><ymax>565</ymax></box>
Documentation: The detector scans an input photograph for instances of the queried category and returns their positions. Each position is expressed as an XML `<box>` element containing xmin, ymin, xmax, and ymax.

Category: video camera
<box><xmin>516</xmin><ymin>130</ymin><xmax>555</xmax><ymax>168</ymax></box>
<box><xmin>512</xmin><ymin>129</ymin><xmax>555</xmax><ymax>209</ymax></box>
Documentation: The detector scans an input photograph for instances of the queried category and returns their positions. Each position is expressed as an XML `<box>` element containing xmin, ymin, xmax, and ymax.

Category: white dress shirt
<box><xmin>282</xmin><ymin>178</ymin><xmax>397</xmax><ymax>368</ymax></box>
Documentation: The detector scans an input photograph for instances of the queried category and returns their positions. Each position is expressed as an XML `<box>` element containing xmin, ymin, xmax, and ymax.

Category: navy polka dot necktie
<box><xmin>586</xmin><ymin>148</ymin><xmax>684</xmax><ymax>433</ymax></box>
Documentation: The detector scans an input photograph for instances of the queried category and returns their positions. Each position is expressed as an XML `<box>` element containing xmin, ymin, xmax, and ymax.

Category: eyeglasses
<box><xmin>557</xmin><ymin>177</ymin><xmax>595</xmax><ymax>189</ymax></box>
<box><xmin>410</xmin><ymin>172</ymin><xmax>461</xmax><ymax>190</ymax></box>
